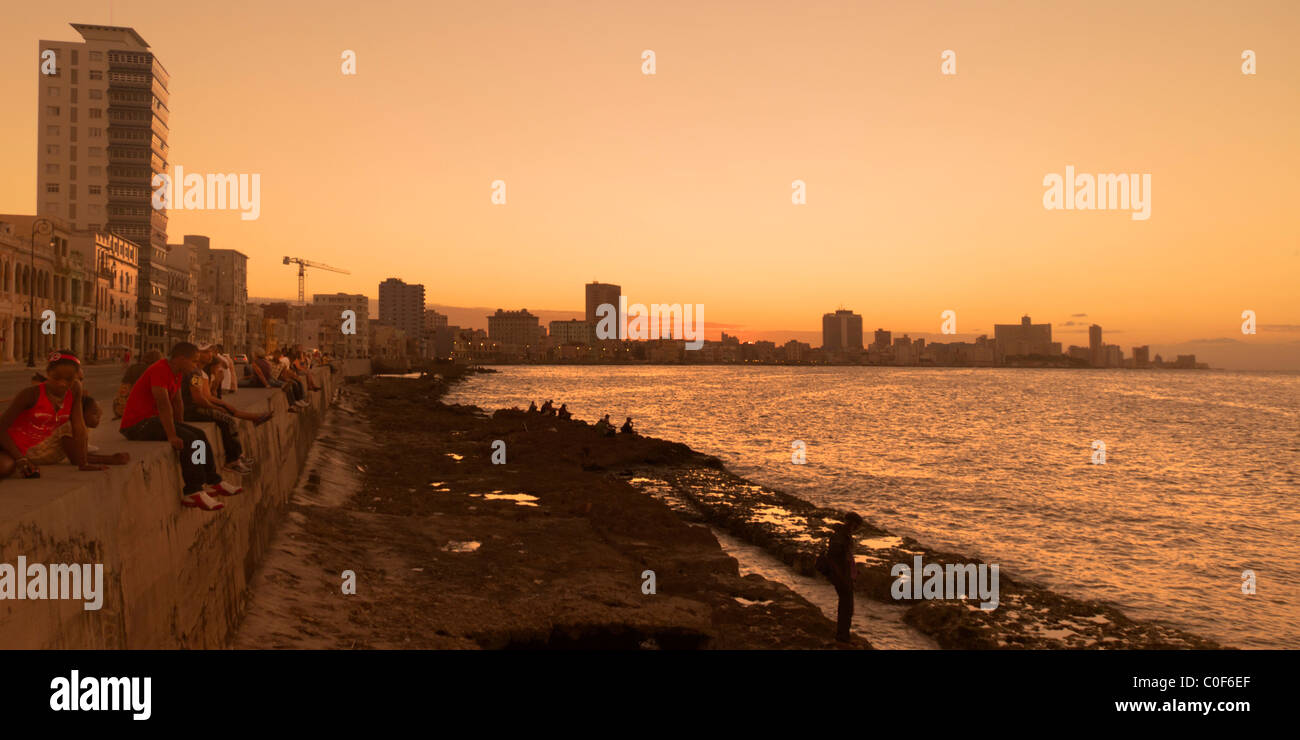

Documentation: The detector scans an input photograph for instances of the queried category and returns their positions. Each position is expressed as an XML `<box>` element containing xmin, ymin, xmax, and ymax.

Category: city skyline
<box><xmin>1</xmin><ymin>4</ymin><xmax>1297</xmax><ymax>369</ymax></box>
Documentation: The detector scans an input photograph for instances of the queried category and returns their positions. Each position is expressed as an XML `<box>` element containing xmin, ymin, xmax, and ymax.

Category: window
<box><xmin>71</xmin><ymin>50</ymin><xmax>78</xmax><ymax>66</ymax></box>
<box><xmin>45</xmin><ymin>163</ymin><xmax>59</xmax><ymax>174</ymax></box>
<box><xmin>47</xmin><ymin>86</ymin><xmax>59</xmax><ymax>96</ymax></box>
<box><xmin>88</xmin><ymin>185</ymin><xmax>101</xmax><ymax>195</ymax></box>
<box><xmin>90</xmin><ymin>51</ymin><xmax>102</xmax><ymax>61</ymax></box>
<box><xmin>46</xmin><ymin>183</ymin><xmax>59</xmax><ymax>193</ymax></box>
<box><xmin>89</xmin><ymin>127</ymin><xmax>102</xmax><ymax>137</ymax></box>
<box><xmin>88</xmin><ymin>166</ymin><xmax>102</xmax><ymax>176</ymax></box>
<box><xmin>46</xmin><ymin>105</ymin><xmax>60</xmax><ymax>116</ymax></box>
<box><xmin>46</xmin><ymin>125</ymin><xmax>59</xmax><ymax>136</ymax></box>
<box><xmin>46</xmin><ymin>144</ymin><xmax>59</xmax><ymax>154</ymax></box>
<box><xmin>88</xmin><ymin>147</ymin><xmax>102</xmax><ymax>157</ymax></box>
<box><xmin>71</xmin><ymin>70</ymin><xmax>78</xmax><ymax>84</ymax></box>
<box><xmin>89</xmin><ymin>108</ymin><xmax>102</xmax><ymax>119</ymax></box>
<box><xmin>70</xmin><ymin>88</ymin><xmax>78</xmax><ymax>103</ymax></box>
<box><xmin>89</xmin><ymin>70</ymin><xmax>102</xmax><ymax>80</ymax></box>
<box><xmin>70</xmin><ymin>108</ymin><xmax>78</xmax><ymax>122</ymax></box>
<box><xmin>89</xmin><ymin>89</ymin><xmax>102</xmax><ymax>100</ymax></box>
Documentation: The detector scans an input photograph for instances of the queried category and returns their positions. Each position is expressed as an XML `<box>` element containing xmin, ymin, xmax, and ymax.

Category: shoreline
<box><xmin>447</xmin><ymin>365</ymin><xmax>1226</xmax><ymax>650</ymax></box>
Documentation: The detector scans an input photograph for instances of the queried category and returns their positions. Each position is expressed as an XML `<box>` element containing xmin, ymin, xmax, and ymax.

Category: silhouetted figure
<box><xmin>527</xmin><ymin>401</ymin><xmax>538</xmax><ymax>413</ymax></box>
<box><xmin>594</xmin><ymin>414</ymin><xmax>616</xmax><ymax>437</ymax></box>
<box><xmin>557</xmin><ymin>404</ymin><xmax>571</xmax><ymax>420</ymax></box>
<box><xmin>539</xmin><ymin>399</ymin><xmax>553</xmax><ymax>415</ymax></box>
<box><xmin>620</xmin><ymin>417</ymin><xmax>635</xmax><ymax>435</ymax></box>
<box><xmin>820</xmin><ymin>512</ymin><xmax>863</xmax><ymax>645</ymax></box>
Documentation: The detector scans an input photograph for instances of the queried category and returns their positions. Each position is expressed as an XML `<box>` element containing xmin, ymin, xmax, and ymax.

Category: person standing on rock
<box><xmin>825</xmin><ymin>512</ymin><xmax>863</xmax><ymax>646</ymax></box>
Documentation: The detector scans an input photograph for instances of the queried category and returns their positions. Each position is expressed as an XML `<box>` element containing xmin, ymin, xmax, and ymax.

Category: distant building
<box><xmin>872</xmin><ymin>328</ymin><xmax>891</xmax><ymax>351</ymax></box>
<box><xmin>1089</xmin><ymin>324</ymin><xmax>1104</xmax><ymax>367</ymax></box>
<box><xmin>88</xmin><ymin>230</ymin><xmax>139</xmax><ymax>360</ymax></box>
<box><xmin>994</xmin><ymin>315</ymin><xmax>1058</xmax><ymax>361</ymax></box>
<box><xmin>585</xmin><ymin>281</ymin><xmax>621</xmax><ymax>333</ymax></box>
<box><xmin>378</xmin><ymin>278</ymin><xmax>425</xmax><ymax>350</ymax></box>
<box><xmin>822</xmin><ymin>309</ymin><xmax>864</xmax><ymax>354</ymax></box>
<box><xmin>312</xmin><ymin>292</ymin><xmax>369</xmax><ymax>358</ymax></box>
<box><xmin>488</xmin><ymin>309</ymin><xmax>543</xmax><ymax>354</ymax></box>
<box><xmin>549</xmin><ymin>318</ymin><xmax>593</xmax><ymax>345</ymax></box>
<box><xmin>1132</xmin><ymin>345</ymin><xmax>1150</xmax><ymax>368</ymax></box>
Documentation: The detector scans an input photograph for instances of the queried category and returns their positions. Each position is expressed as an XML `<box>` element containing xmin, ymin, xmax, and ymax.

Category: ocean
<box><xmin>444</xmin><ymin>366</ymin><xmax>1299</xmax><ymax>649</ymax></box>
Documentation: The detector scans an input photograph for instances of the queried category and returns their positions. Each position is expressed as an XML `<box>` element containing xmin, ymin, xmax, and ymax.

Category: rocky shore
<box><xmin>235</xmin><ymin>368</ymin><xmax>863</xmax><ymax>649</ymax></box>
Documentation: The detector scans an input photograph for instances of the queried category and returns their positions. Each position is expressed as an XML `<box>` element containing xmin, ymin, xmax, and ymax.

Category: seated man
<box><xmin>114</xmin><ymin>350</ymin><xmax>163</xmax><ymax>419</ymax></box>
<box><xmin>182</xmin><ymin>346</ymin><xmax>270</xmax><ymax>475</ymax></box>
<box><xmin>0</xmin><ymin>351</ymin><xmax>130</xmax><ymax>479</ymax></box>
<box><xmin>119</xmin><ymin>342</ymin><xmax>242</xmax><ymax>510</ymax></box>
<box><xmin>620</xmin><ymin>416</ymin><xmax>636</xmax><ymax>435</ymax></box>
<box><xmin>240</xmin><ymin>350</ymin><xmax>307</xmax><ymax>411</ymax></box>
<box><xmin>557</xmin><ymin>403</ymin><xmax>572</xmax><ymax>420</ymax></box>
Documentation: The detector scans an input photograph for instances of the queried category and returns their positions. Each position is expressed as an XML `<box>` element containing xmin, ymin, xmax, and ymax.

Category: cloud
<box><xmin>1071</xmin><ymin>313</ymin><xmax>1088</xmax><ymax>317</ymax></box>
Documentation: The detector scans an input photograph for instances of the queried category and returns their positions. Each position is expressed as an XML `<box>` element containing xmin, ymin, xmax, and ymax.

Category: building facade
<box><xmin>821</xmin><ymin>309</ymin><xmax>864</xmax><ymax>354</ymax></box>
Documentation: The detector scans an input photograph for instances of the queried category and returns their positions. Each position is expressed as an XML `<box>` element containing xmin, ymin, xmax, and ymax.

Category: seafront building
<box><xmin>821</xmin><ymin>309</ymin><xmax>864</xmax><ymax>357</ymax></box>
<box><xmin>993</xmin><ymin>315</ymin><xmax>1060</xmax><ymax>361</ymax></box>
<box><xmin>585</xmin><ymin>281</ymin><xmax>621</xmax><ymax>328</ymax></box>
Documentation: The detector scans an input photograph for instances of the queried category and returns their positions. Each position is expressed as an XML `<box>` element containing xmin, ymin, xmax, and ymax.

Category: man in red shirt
<box><xmin>120</xmin><ymin>342</ymin><xmax>242</xmax><ymax>511</ymax></box>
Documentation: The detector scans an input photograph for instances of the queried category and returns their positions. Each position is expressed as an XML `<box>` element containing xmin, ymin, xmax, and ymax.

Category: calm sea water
<box><xmin>445</xmin><ymin>366</ymin><xmax>1300</xmax><ymax>649</ymax></box>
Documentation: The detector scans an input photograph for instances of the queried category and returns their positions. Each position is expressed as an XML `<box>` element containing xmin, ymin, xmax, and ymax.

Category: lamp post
<box><xmin>28</xmin><ymin>218</ymin><xmax>53</xmax><ymax>368</ymax></box>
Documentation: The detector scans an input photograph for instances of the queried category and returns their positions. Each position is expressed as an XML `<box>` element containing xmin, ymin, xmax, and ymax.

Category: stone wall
<box><xmin>0</xmin><ymin>368</ymin><xmax>339</xmax><ymax>649</ymax></box>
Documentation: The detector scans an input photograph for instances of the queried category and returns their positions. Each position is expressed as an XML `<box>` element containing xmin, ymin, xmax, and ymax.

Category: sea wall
<box><xmin>0</xmin><ymin>367</ymin><xmax>340</xmax><ymax>649</ymax></box>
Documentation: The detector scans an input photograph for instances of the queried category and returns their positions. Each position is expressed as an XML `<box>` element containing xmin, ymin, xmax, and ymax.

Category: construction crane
<box><xmin>283</xmin><ymin>256</ymin><xmax>350</xmax><ymax>302</ymax></box>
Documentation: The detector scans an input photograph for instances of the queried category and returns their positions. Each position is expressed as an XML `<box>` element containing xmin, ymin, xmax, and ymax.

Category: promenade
<box><xmin>0</xmin><ymin>365</ymin><xmax>345</xmax><ymax>649</ymax></box>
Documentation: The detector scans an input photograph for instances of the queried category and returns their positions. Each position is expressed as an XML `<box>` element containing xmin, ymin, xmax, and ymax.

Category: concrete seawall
<box><xmin>0</xmin><ymin>362</ymin><xmax>362</xmax><ymax>649</ymax></box>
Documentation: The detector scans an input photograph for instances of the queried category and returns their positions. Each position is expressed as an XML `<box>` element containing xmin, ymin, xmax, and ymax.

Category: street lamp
<box><xmin>28</xmin><ymin>218</ymin><xmax>53</xmax><ymax>368</ymax></box>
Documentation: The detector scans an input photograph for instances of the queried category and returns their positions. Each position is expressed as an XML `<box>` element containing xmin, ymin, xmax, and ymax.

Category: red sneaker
<box><xmin>207</xmin><ymin>481</ymin><xmax>243</xmax><ymax>497</ymax></box>
<box><xmin>181</xmin><ymin>491</ymin><xmax>225</xmax><ymax>511</ymax></box>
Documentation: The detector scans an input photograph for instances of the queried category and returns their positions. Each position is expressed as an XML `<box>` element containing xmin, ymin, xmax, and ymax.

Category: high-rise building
<box><xmin>821</xmin><ymin>309</ymin><xmax>864</xmax><ymax>354</ymax></box>
<box><xmin>872</xmin><ymin>328</ymin><xmax>892</xmax><ymax>350</ymax></box>
<box><xmin>993</xmin><ymin>315</ymin><xmax>1058</xmax><ymax>361</ymax></box>
<box><xmin>1089</xmin><ymin>324</ymin><xmax>1103</xmax><ymax>367</ymax></box>
<box><xmin>585</xmin><ymin>281</ymin><xmax>621</xmax><ymax>334</ymax></box>
<box><xmin>1132</xmin><ymin>345</ymin><xmax>1150</xmax><ymax>369</ymax></box>
<box><xmin>37</xmin><ymin>24</ymin><xmax>172</xmax><ymax>355</ymax></box>
<box><xmin>378</xmin><ymin>278</ymin><xmax>425</xmax><ymax>347</ymax></box>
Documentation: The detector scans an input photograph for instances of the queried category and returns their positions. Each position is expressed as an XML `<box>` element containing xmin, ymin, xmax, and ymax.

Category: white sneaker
<box><xmin>207</xmin><ymin>480</ymin><xmax>244</xmax><ymax>497</ymax></box>
<box><xmin>225</xmin><ymin>460</ymin><xmax>253</xmax><ymax>474</ymax></box>
<box><xmin>181</xmin><ymin>490</ymin><xmax>224</xmax><ymax>511</ymax></box>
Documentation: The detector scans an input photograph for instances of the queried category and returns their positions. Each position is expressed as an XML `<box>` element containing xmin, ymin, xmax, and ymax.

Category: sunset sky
<box><xmin>2</xmin><ymin>1</ymin><xmax>1297</xmax><ymax>365</ymax></box>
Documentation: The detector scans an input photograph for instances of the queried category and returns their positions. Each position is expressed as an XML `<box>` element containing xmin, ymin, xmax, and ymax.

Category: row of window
<box><xmin>0</xmin><ymin>261</ymin><xmax>94</xmax><ymax>305</ymax></box>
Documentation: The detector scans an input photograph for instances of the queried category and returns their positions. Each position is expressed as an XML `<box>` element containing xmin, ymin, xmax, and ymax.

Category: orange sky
<box><xmin>2</xmin><ymin>0</ymin><xmax>1297</xmax><ymax>356</ymax></box>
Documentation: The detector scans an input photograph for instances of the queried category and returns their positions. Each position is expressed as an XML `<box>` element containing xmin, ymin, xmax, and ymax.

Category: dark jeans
<box><xmin>121</xmin><ymin>417</ymin><xmax>222</xmax><ymax>494</ymax></box>
<box><xmin>185</xmin><ymin>408</ymin><xmax>242</xmax><ymax>464</ymax></box>
<box><xmin>833</xmin><ymin>578</ymin><xmax>854</xmax><ymax>642</ymax></box>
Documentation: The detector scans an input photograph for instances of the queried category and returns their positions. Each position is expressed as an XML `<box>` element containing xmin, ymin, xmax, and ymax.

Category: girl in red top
<box><xmin>0</xmin><ymin>351</ymin><xmax>130</xmax><ymax>479</ymax></box>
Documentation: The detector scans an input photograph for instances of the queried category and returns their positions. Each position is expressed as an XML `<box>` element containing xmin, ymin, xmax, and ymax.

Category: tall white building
<box><xmin>36</xmin><ymin>24</ymin><xmax>172</xmax><ymax>355</ymax></box>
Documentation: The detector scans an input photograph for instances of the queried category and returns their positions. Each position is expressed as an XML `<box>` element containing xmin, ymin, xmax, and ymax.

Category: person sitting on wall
<box><xmin>0</xmin><ymin>351</ymin><xmax>130</xmax><ymax>480</ymax></box>
<box><xmin>182</xmin><ymin>345</ymin><xmax>268</xmax><ymax>475</ymax></box>
<box><xmin>527</xmin><ymin>401</ymin><xmax>539</xmax><ymax>413</ymax></box>
<box><xmin>620</xmin><ymin>417</ymin><xmax>636</xmax><ymax>435</ymax></box>
<box><xmin>539</xmin><ymin>399</ymin><xmax>553</xmax><ymax>415</ymax></box>
<box><xmin>242</xmin><ymin>350</ymin><xmax>307</xmax><ymax>411</ymax></box>
<box><xmin>113</xmin><ymin>350</ymin><xmax>163</xmax><ymax>419</ymax></box>
<box><xmin>557</xmin><ymin>404</ymin><xmax>572</xmax><ymax>420</ymax></box>
<box><xmin>119</xmin><ymin>342</ymin><xmax>242</xmax><ymax>511</ymax></box>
